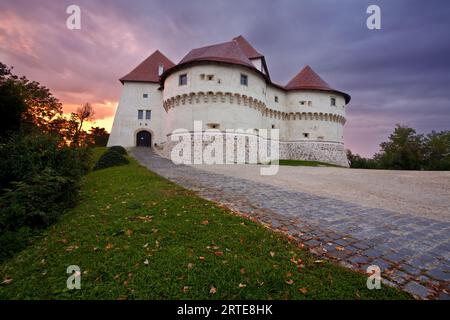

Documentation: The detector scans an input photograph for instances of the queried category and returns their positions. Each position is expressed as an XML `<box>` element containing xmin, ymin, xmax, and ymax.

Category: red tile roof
<box><xmin>233</xmin><ymin>35</ymin><xmax>263</xmax><ymax>59</ymax></box>
<box><xmin>178</xmin><ymin>40</ymin><xmax>255</xmax><ymax>68</ymax></box>
<box><xmin>120</xmin><ymin>50</ymin><xmax>175</xmax><ymax>84</ymax></box>
<box><xmin>285</xmin><ymin>65</ymin><xmax>351</xmax><ymax>102</ymax></box>
<box><xmin>285</xmin><ymin>65</ymin><xmax>332</xmax><ymax>91</ymax></box>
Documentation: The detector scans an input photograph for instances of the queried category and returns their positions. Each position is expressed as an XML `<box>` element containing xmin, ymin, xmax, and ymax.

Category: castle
<box><xmin>107</xmin><ymin>36</ymin><xmax>351</xmax><ymax>166</ymax></box>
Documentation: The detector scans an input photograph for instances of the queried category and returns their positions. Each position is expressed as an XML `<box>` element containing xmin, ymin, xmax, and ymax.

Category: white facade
<box><xmin>108</xmin><ymin>37</ymin><xmax>350</xmax><ymax>166</ymax></box>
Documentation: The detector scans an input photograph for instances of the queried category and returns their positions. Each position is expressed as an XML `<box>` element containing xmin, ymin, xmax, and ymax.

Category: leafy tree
<box><xmin>73</xmin><ymin>103</ymin><xmax>95</xmax><ymax>146</ymax></box>
<box><xmin>374</xmin><ymin>124</ymin><xmax>424</xmax><ymax>170</ymax></box>
<box><xmin>423</xmin><ymin>130</ymin><xmax>450</xmax><ymax>170</ymax></box>
<box><xmin>89</xmin><ymin>127</ymin><xmax>110</xmax><ymax>147</ymax></box>
<box><xmin>0</xmin><ymin>61</ymin><xmax>63</xmax><ymax>138</ymax></box>
<box><xmin>346</xmin><ymin>149</ymin><xmax>379</xmax><ymax>169</ymax></box>
<box><xmin>0</xmin><ymin>63</ymin><xmax>28</xmax><ymax>138</ymax></box>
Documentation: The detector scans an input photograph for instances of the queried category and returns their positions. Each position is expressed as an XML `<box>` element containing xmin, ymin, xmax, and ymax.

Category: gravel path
<box><xmin>192</xmin><ymin>164</ymin><xmax>450</xmax><ymax>222</ymax></box>
<box><xmin>131</xmin><ymin>148</ymin><xmax>450</xmax><ymax>299</ymax></box>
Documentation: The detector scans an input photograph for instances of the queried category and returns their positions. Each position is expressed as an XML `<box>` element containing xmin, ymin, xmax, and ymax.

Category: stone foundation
<box><xmin>157</xmin><ymin>133</ymin><xmax>349</xmax><ymax>167</ymax></box>
<box><xmin>280</xmin><ymin>141</ymin><xmax>349</xmax><ymax>167</ymax></box>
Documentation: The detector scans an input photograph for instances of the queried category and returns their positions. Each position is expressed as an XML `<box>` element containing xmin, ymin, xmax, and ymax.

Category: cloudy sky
<box><xmin>1</xmin><ymin>0</ymin><xmax>449</xmax><ymax>156</ymax></box>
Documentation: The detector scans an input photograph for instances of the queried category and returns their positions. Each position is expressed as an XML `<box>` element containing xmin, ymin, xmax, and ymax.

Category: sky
<box><xmin>1</xmin><ymin>0</ymin><xmax>449</xmax><ymax>157</ymax></box>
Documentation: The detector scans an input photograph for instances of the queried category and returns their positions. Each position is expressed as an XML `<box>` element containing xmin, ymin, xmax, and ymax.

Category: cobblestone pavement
<box><xmin>131</xmin><ymin>148</ymin><xmax>450</xmax><ymax>300</ymax></box>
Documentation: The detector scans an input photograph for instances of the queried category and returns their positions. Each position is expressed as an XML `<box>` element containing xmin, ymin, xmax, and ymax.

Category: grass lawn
<box><xmin>0</xmin><ymin>149</ymin><xmax>409</xmax><ymax>299</ymax></box>
<box><xmin>274</xmin><ymin>160</ymin><xmax>343</xmax><ymax>167</ymax></box>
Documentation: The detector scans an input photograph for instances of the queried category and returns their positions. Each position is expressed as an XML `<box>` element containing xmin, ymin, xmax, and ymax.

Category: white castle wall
<box><xmin>107</xmin><ymin>82</ymin><xmax>166</xmax><ymax>147</ymax></box>
<box><xmin>108</xmin><ymin>62</ymin><xmax>349</xmax><ymax>166</ymax></box>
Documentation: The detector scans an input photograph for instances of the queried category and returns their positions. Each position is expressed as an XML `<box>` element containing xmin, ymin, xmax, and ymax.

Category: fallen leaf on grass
<box><xmin>66</xmin><ymin>245</ymin><xmax>79</xmax><ymax>252</ymax></box>
<box><xmin>238</xmin><ymin>283</ymin><xmax>247</xmax><ymax>288</ymax></box>
<box><xmin>183</xmin><ymin>286</ymin><xmax>190</xmax><ymax>293</ymax></box>
<box><xmin>105</xmin><ymin>243</ymin><xmax>114</xmax><ymax>250</ymax></box>
<box><xmin>299</xmin><ymin>287</ymin><xmax>308</xmax><ymax>294</ymax></box>
<box><xmin>270</xmin><ymin>251</ymin><xmax>276</xmax><ymax>257</ymax></box>
<box><xmin>240</xmin><ymin>268</ymin><xmax>246</xmax><ymax>274</ymax></box>
<box><xmin>187</xmin><ymin>263</ymin><xmax>194</xmax><ymax>269</ymax></box>
<box><xmin>286</xmin><ymin>272</ymin><xmax>293</xmax><ymax>277</ymax></box>
<box><xmin>125</xmin><ymin>229</ymin><xmax>133</xmax><ymax>236</ymax></box>
<box><xmin>214</xmin><ymin>251</ymin><xmax>224</xmax><ymax>257</ymax></box>
<box><xmin>143</xmin><ymin>259</ymin><xmax>149</xmax><ymax>265</ymax></box>
<box><xmin>286</xmin><ymin>279</ymin><xmax>294</xmax><ymax>285</ymax></box>
<box><xmin>199</xmin><ymin>256</ymin><xmax>205</xmax><ymax>261</ymax></box>
<box><xmin>210</xmin><ymin>286</ymin><xmax>217</xmax><ymax>294</ymax></box>
<box><xmin>137</xmin><ymin>215</ymin><xmax>153</xmax><ymax>223</ymax></box>
<box><xmin>201</xmin><ymin>220</ymin><xmax>209</xmax><ymax>225</ymax></box>
<box><xmin>2</xmin><ymin>277</ymin><xmax>13</xmax><ymax>285</ymax></box>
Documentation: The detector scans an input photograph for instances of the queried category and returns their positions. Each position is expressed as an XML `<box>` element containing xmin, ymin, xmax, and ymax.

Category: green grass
<box><xmin>0</xmin><ymin>149</ymin><xmax>409</xmax><ymax>299</ymax></box>
<box><xmin>274</xmin><ymin>160</ymin><xmax>343</xmax><ymax>167</ymax></box>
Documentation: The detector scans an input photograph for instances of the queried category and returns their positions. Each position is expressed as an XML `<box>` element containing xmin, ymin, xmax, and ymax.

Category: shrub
<box><xmin>108</xmin><ymin>145</ymin><xmax>127</xmax><ymax>155</ymax></box>
<box><xmin>0</xmin><ymin>132</ymin><xmax>91</xmax><ymax>191</ymax></box>
<box><xmin>93</xmin><ymin>149</ymin><xmax>129</xmax><ymax>171</ymax></box>
<box><xmin>0</xmin><ymin>169</ymin><xmax>78</xmax><ymax>231</ymax></box>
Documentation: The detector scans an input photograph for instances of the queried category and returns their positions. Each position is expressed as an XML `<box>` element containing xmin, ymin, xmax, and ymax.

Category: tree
<box><xmin>73</xmin><ymin>103</ymin><xmax>95</xmax><ymax>146</ymax></box>
<box><xmin>346</xmin><ymin>149</ymin><xmax>379</xmax><ymax>169</ymax></box>
<box><xmin>88</xmin><ymin>127</ymin><xmax>110</xmax><ymax>147</ymax></box>
<box><xmin>0</xmin><ymin>61</ymin><xmax>63</xmax><ymax>138</ymax></box>
<box><xmin>0</xmin><ymin>63</ymin><xmax>28</xmax><ymax>138</ymax></box>
<box><xmin>374</xmin><ymin>124</ymin><xmax>424</xmax><ymax>170</ymax></box>
<box><xmin>423</xmin><ymin>131</ymin><xmax>450</xmax><ymax>170</ymax></box>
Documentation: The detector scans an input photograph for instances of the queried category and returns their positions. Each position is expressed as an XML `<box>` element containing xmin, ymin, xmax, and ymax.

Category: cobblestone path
<box><xmin>131</xmin><ymin>148</ymin><xmax>450</xmax><ymax>299</ymax></box>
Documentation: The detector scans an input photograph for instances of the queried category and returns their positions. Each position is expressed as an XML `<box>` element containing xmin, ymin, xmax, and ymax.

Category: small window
<box><xmin>271</xmin><ymin>124</ymin><xmax>275</xmax><ymax>129</ymax></box>
<box><xmin>143</xmin><ymin>94</ymin><xmax>148</xmax><ymax>98</ymax></box>
<box><xmin>331</xmin><ymin>97</ymin><xmax>336</xmax><ymax>106</ymax></box>
<box><xmin>138</xmin><ymin>110</ymin><xmax>144</xmax><ymax>120</ymax></box>
<box><xmin>240</xmin><ymin>74</ymin><xmax>248</xmax><ymax>86</ymax></box>
<box><xmin>179</xmin><ymin>74</ymin><xmax>187</xmax><ymax>86</ymax></box>
<box><xmin>308</xmin><ymin>101</ymin><xmax>312</xmax><ymax>106</ymax></box>
<box><xmin>207</xmin><ymin>123</ymin><xmax>220</xmax><ymax>129</ymax></box>
<box><xmin>145</xmin><ymin>110</ymin><xmax>151</xmax><ymax>120</ymax></box>
<box><xmin>274</xmin><ymin>96</ymin><xmax>278</xmax><ymax>103</ymax></box>
<box><xmin>200</xmin><ymin>74</ymin><xmax>205</xmax><ymax>80</ymax></box>
<box><xmin>303</xmin><ymin>133</ymin><xmax>309</xmax><ymax>138</ymax></box>
<box><xmin>299</xmin><ymin>101</ymin><xmax>306</xmax><ymax>105</ymax></box>
<box><xmin>207</xmin><ymin>75</ymin><xmax>214</xmax><ymax>81</ymax></box>
<box><xmin>158</xmin><ymin>64</ymin><xmax>164</xmax><ymax>76</ymax></box>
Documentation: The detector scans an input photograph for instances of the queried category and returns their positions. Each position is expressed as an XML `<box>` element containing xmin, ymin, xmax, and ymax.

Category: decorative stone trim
<box><xmin>163</xmin><ymin>91</ymin><xmax>346</xmax><ymax>124</ymax></box>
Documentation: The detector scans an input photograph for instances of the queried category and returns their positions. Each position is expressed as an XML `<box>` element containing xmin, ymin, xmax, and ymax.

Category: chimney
<box><xmin>158</xmin><ymin>63</ymin><xmax>164</xmax><ymax>76</ymax></box>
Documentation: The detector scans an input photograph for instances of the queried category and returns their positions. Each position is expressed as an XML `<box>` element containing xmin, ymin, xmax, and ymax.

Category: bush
<box><xmin>93</xmin><ymin>149</ymin><xmax>129</xmax><ymax>171</ymax></box>
<box><xmin>0</xmin><ymin>169</ymin><xmax>78</xmax><ymax>230</ymax></box>
<box><xmin>108</xmin><ymin>145</ymin><xmax>127</xmax><ymax>155</ymax></box>
<box><xmin>0</xmin><ymin>132</ymin><xmax>91</xmax><ymax>261</ymax></box>
<box><xmin>0</xmin><ymin>132</ymin><xmax>91</xmax><ymax>191</ymax></box>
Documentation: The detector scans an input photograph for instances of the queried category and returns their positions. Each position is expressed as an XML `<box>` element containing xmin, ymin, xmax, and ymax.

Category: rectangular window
<box><xmin>145</xmin><ymin>110</ymin><xmax>151</xmax><ymax>120</ymax></box>
<box><xmin>274</xmin><ymin>96</ymin><xmax>278</xmax><ymax>103</ymax></box>
<box><xmin>299</xmin><ymin>101</ymin><xmax>306</xmax><ymax>105</ymax></box>
<box><xmin>303</xmin><ymin>133</ymin><xmax>309</xmax><ymax>138</ymax></box>
<box><xmin>143</xmin><ymin>93</ymin><xmax>148</xmax><ymax>98</ymax></box>
<box><xmin>138</xmin><ymin>110</ymin><xmax>143</xmax><ymax>120</ymax></box>
<box><xmin>179</xmin><ymin>74</ymin><xmax>187</xmax><ymax>86</ymax></box>
<box><xmin>331</xmin><ymin>97</ymin><xmax>336</xmax><ymax>106</ymax></box>
<box><xmin>240</xmin><ymin>74</ymin><xmax>248</xmax><ymax>86</ymax></box>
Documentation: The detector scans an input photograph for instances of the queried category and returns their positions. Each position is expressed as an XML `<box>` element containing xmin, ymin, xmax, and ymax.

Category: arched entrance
<box><xmin>136</xmin><ymin>130</ymin><xmax>152</xmax><ymax>147</ymax></box>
